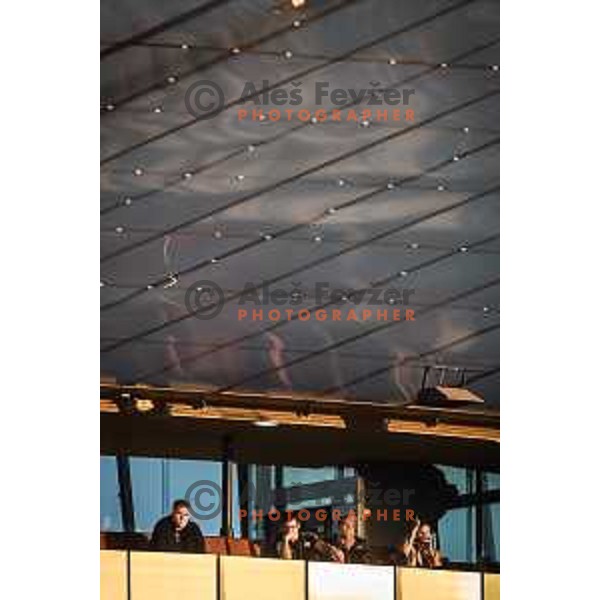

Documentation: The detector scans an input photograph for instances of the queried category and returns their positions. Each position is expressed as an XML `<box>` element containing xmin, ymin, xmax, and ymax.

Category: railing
<box><xmin>101</xmin><ymin>550</ymin><xmax>500</xmax><ymax>600</ymax></box>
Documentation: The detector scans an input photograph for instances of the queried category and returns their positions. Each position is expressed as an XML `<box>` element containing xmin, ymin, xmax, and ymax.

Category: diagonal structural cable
<box><xmin>129</xmin><ymin>223</ymin><xmax>499</xmax><ymax>382</ymax></box>
<box><xmin>321</xmin><ymin>324</ymin><xmax>499</xmax><ymax>395</ymax></box>
<box><xmin>100</xmin><ymin>36</ymin><xmax>499</xmax><ymax>217</ymax></box>
<box><xmin>213</xmin><ymin>278</ymin><xmax>499</xmax><ymax>393</ymax></box>
<box><xmin>100</xmin><ymin>0</ymin><xmax>481</xmax><ymax>164</ymax></box>
<box><xmin>101</xmin><ymin>0</ymin><xmax>234</xmax><ymax>59</ymax></box>
<box><xmin>101</xmin><ymin>88</ymin><xmax>499</xmax><ymax>267</ymax></box>
<box><xmin>100</xmin><ymin>130</ymin><xmax>499</xmax><ymax>313</ymax></box>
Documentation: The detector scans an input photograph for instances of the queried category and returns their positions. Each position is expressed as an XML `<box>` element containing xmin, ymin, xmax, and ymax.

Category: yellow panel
<box><xmin>308</xmin><ymin>562</ymin><xmax>395</xmax><ymax>600</ymax></box>
<box><xmin>220</xmin><ymin>556</ymin><xmax>305</xmax><ymax>600</ymax></box>
<box><xmin>484</xmin><ymin>573</ymin><xmax>500</xmax><ymax>600</ymax></box>
<box><xmin>130</xmin><ymin>552</ymin><xmax>217</xmax><ymax>600</ymax></box>
<box><xmin>397</xmin><ymin>568</ymin><xmax>481</xmax><ymax>600</ymax></box>
<box><xmin>100</xmin><ymin>550</ymin><xmax>127</xmax><ymax>600</ymax></box>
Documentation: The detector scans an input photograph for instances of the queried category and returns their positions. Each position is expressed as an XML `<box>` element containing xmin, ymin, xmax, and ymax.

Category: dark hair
<box><xmin>172</xmin><ymin>499</ymin><xmax>191</xmax><ymax>511</ymax></box>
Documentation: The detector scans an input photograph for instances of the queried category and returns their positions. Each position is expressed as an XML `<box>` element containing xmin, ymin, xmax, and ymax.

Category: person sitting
<box><xmin>330</xmin><ymin>515</ymin><xmax>372</xmax><ymax>564</ymax></box>
<box><xmin>276</xmin><ymin>515</ymin><xmax>305</xmax><ymax>560</ymax></box>
<box><xmin>150</xmin><ymin>499</ymin><xmax>205</xmax><ymax>553</ymax></box>
<box><xmin>401</xmin><ymin>519</ymin><xmax>443</xmax><ymax>568</ymax></box>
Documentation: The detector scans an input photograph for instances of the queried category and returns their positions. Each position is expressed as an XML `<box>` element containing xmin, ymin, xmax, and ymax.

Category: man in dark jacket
<box><xmin>150</xmin><ymin>499</ymin><xmax>205</xmax><ymax>553</ymax></box>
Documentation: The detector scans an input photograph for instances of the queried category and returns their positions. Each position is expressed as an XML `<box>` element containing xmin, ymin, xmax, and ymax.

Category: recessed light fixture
<box><xmin>313</xmin><ymin>235</ymin><xmax>323</xmax><ymax>243</ymax></box>
<box><xmin>153</xmin><ymin>106</ymin><xmax>163</xmax><ymax>114</ymax></box>
<box><xmin>326</xmin><ymin>207</ymin><xmax>337</xmax><ymax>215</ymax></box>
<box><xmin>146</xmin><ymin>284</ymin><xmax>154</xmax><ymax>290</ymax></box>
<box><xmin>437</xmin><ymin>184</ymin><xmax>445</xmax><ymax>191</ymax></box>
<box><xmin>292</xmin><ymin>19</ymin><xmax>302</xmax><ymax>28</ymax></box>
<box><xmin>123</xmin><ymin>197</ymin><xmax>133</xmax><ymax>206</ymax></box>
<box><xmin>182</xmin><ymin>172</ymin><xmax>193</xmax><ymax>180</ymax></box>
<box><xmin>409</xmin><ymin>242</ymin><xmax>419</xmax><ymax>249</ymax></box>
<box><xmin>388</xmin><ymin>58</ymin><xmax>397</xmax><ymax>65</ymax></box>
<box><xmin>234</xmin><ymin>174</ymin><xmax>245</xmax><ymax>182</ymax></box>
<box><xmin>253</xmin><ymin>418</ymin><xmax>279</xmax><ymax>428</ymax></box>
<box><xmin>133</xmin><ymin>167</ymin><xmax>144</xmax><ymax>176</ymax></box>
<box><xmin>399</xmin><ymin>270</ymin><xmax>409</xmax><ymax>277</ymax></box>
<box><xmin>213</xmin><ymin>230</ymin><xmax>223</xmax><ymax>239</ymax></box>
<box><xmin>483</xmin><ymin>306</ymin><xmax>490</xmax><ymax>313</ymax></box>
<box><xmin>181</xmin><ymin>43</ymin><xmax>189</xmax><ymax>50</ymax></box>
<box><xmin>338</xmin><ymin>178</ymin><xmax>346</xmax><ymax>187</ymax></box>
<box><xmin>166</xmin><ymin>75</ymin><xmax>177</xmax><ymax>84</ymax></box>
<box><xmin>262</xmin><ymin>233</ymin><xmax>273</xmax><ymax>241</ymax></box>
<box><xmin>283</xmin><ymin>50</ymin><xmax>293</xmax><ymax>59</ymax></box>
<box><xmin>247</xmin><ymin>144</ymin><xmax>257</xmax><ymax>153</ymax></box>
<box><xmin>100</xmin><ymin>281</ymin><xmax>105</xmax><ymax>287</ymax></box>
<box><xmin>360</xmin><ymin>120</ymin><xmax>371</xmax><ymax>128</ymax></box>
<box><xmin>491</xmin><ymin>64</ymin><xmax>499</xmax><ymax>71</ymax></box>
<box><xmin>115</xmin><ymin>226</ymin><xmax>124</xmax><ymax>234</ymax></box>
<box><xmin>387</xmin><ymin>181</ymin><xmax>396</xmax><ymax>190</ymax></box>
<box><xmin>231</xmin><ymin>47</ymin><xmax>241</xmax><ymax>55</ymax></box>
<box><xmin>459</xmin><ymin>245</ymin><xmax>469</xmax><ymax>253</ymax></box>
<box><xmin>453</xmin><ymin>155</ymin><xmax>460</xmax><ymax>161</ymax></box>
<box><xmin>440</xmin><ymin>62</ymin><xmax>449</xmax><ymax>68</ymax></box>
<box><xmin>105</xmin><ymin>103</ymin><xmax>115</xmax><ymax>112</ymax></box>
<box><xmin>210</xmin><ymin>257</ymin><xmax>219</xmax><ymax>264</ymax></box>
<box><xmin>291</xmin><ymin>0</ymin><xmax>306</xmax><ymax>8</ymax></box>
<box><xmin>463</xmin><ymin>126</ymin><xmax>469</xmax><ymax>133</ymax></box>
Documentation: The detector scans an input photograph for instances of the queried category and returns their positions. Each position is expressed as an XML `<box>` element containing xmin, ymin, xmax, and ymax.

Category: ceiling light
<box><xmin>388</xmin><ymin>58</ymin><xmax>397</xmax><ymax>65</ymax></box>
<box><xmin>115</xmin><ymin>226</ymin><xmax>124</xmax><ymax>234</ymax></box>
<box><xmin>360</xmin><ymin>120</ymin><xmax>371</xmax><ymax>128</ymax></box>
<box><xmin>338</xmin><ymin>178</ymin><xmax>346</xmax><ymax>187</ymax></box>
<box><xmin>166</xmin><ymin>75</ymin><xmax>177</xmax><ymax>84</ymax></box>
<box><xmin>291</xmin><ymin>0</ymin><xmax>306</xmax><ymax>8</ymax></box>
<box><xmin>135</xmin><ymin>399</ymin><xmax>155</xmax><ymax>413</ymax></box>
<box><xmin>491</xmin><ymin>64</ymin><xmax>499</xmax><ymax>71</ymax></box>
<box><xmin>153</xmin><ymin>106</ymin><xmax>163</xmax><ymax>114</ymax></box>
<box><xmin>437</xmin><ymin>184</ymin><xmax>445</xmax><ymax>191</ymax></box>
<box><xmin>483</xmin><ymin>306</ymin><xmax>490</xmax><ymax>313</ymax></box>
<box><xmin>387</xmin><ymin>181</ymin><xmax>396</xmax><ymax>190</ymax></box>
<box><xmin>310</xmin><ymin>116</ymin><xmax>318</xmax><ymax>124</ymax></box>
<box><xmin>234</xmin><ymin>174</ymin><xmax>245</xmax><ymax>182</ymax></box>
<box><xmin>182</xmin><ymin>172</ymin><xmax>193</xmax><ymax>180</ymax></box>
<box><xmin>440</xmin><ymin>62</ymin><xmax>449</xmax><ymax>68</ymax></box>
<box><xmin>105</xmin><ymin>103</ymin><xmax>115</xmax><ymax>112</ymax></box>
<box><xmin>181</xmin><ymin>43</ymin><xmax>189</xmax><ymax>50</ymax></box>
<box><xmin>253</xmin><ymin>418</ymin><xmax>279</xmax><ymax>428</ymax></box>
<box><xmin>292</xmin><ymin>19</ymin><xmax>302</xmax><ymax>28</ymax></box>
<box><xmin>463</xmin><ymin>126</ymin><xmax>469</xmax><ymax>133</ymax></box>
<box><xmin>453</xmin><ymin>155</ymin><xmax>460</xmax><ymax>161</ymax></box>
<box><xmin>133</xmin><ymin>167</ymin><xmax>144</xmax><ymax>176</ymax></box>
<box><xmin>100</xmin><ymin>281</ymin><xmax>105</xmax><ymax>287</ymax></box>
<box><xmin>313</xmin><ymin>235</ymin><xmax>323</xmax><ymax>243</ymax></box>
<box><xmin>213</xmin><ymin>230</ymin><xmax>223</xmax><ymax>239</ymax></box>
<box><xmin>409</xmin><ymin>242</ymin><xmax>419</xmax><ymax>249</ymax></box>
<box><xmin>210</xmin><ymin>258</ymin><xmax>219</xmax><ymax>264</ymax></box>
<box><xmin>123</xmin><ymin>197</ymin><xmax>133</xmax><ymax>206</ymax></box>
<box><xmin>247</xmin><ymin>144</ymin><xmax>257</xmax><ymax>153</ymax></box>
<box><xmin>399</xmin><ymin>270</ymin><xmax>409</xmax><ymax>277</ymax></box>
<box><xmin>231</xmin><ymin>47</ymin><xmax>241</xmax><ymax>55</ymax></box>
<box><xmin>326</xmin><ymin>207</ymin><xmax>337</xmax><ymax>215</ymax></box>
<box><xmin>146</xmin><ymin>284</ymin><xmax>154</xmax><ymax>290</ymax></box>
<box><xmin>261</xmin><ymin>233</ymin><xmax>273</xmax><ymax>241</ymax></box>
<box><xmin>283</xmin><ymin>50</ymin><xmax>293</xmax><ymax>59</ymax></box>
<box><xmin>459</xmin><ymin>245</ymin><xmax>469</xmax><ymax>253</ymax></box>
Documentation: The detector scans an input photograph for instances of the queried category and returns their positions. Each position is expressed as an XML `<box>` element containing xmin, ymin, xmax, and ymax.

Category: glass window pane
<box><xmin>483</xmin><ymin>471</ymin><xmax>500</xmax><ymax>491</ymax></box>
<box><xmin>130</xmin><ymin>457</ymin><xmax>223</xmax><ymax>536</ymax></box>
<box><xmin>435</xmin><ymin>465</ymin><xmax>472</xmax><ymax>495</ymax></box>
<box><xmin>100</xmin><ymin>456</ymin><xmax>123</xmax><ymax>532</ymax></box>
<box><xmin>483</xmin><ymin>502</ymin><xmax>500</xmax><ymax>562</ymax></box>
<box><xmin>438</xmin><ymin>506</ymin><xmax>476</xmax><ymax>563</ymax></box>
